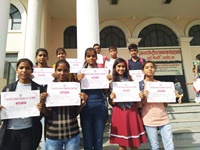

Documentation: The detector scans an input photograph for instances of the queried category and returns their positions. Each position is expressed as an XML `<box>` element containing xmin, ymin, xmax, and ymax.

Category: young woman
<box><xmin>42</xmin><ymin>59</ymin><xmax>88</xmax><ymax>150</ymax></box>
<box><xmin>109</xmin><ymin>58</ymin><xmax>147</xmax><ymax>150</ymax></box>
<box><xmin>0</xmin><ymin>58</ymin><xmax>47</xmax><ymax>150</ymax></box>
<box><xmin>35</xmin><ymin>48</ymin><xmax>50</xmax><ymax>68</ymax></box>
<box><xmin>52</xmin><ymin>47</ymin><xmax>76</xmax><ymax>82</ymax></box>
<box><xmin>139</xmin><ymin>61</ymin><xmax>175</xmax><ymax>150</ymax></box>
<box><xmin>77</xmin><ymin>48</ymin><xmax>108</xmax><ymax>150</ymax></box>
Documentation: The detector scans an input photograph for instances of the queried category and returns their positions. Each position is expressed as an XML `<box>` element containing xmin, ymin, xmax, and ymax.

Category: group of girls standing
<box><xmin>0</xmin><ymin>47</ymin><xmax>175</xmax><ymax>150</ymax></box>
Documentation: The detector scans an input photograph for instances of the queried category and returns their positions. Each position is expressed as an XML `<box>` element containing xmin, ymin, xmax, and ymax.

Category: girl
<box><xmin>193</xmin><ymin>54</ymin><xmax>200</xmax><ymax>103</ymax></box>
<box><xmin>42</xmin><ymin>59</ymin><xmax>88</xmax><ymax>150</ymax></box>
<box><xmin>109</xmin><ymin>58</ymin><xmax>147</xmax><ymax>150</ymax></box>
<box><xmin>0</xmin><ymin>58</ymin><xmax>47</xmax><ymax>150</ymax></box>
<box><xmin>139</xmin><ymin>61</ymin><xmax>175</xmax><ymax>150</ymax></box>
<box><xmin>35</xmin><ymin>48</ymin><xmax>50</xmax><ymax>68</ymax></box>
<box><xmin>77</xmin><ymin>48</ymin><xmax>108</xmax><ymax>150</ymax></box>
<box><xmin>53</xmin><ymin>47</ymin><xmax>77</xmax><ymax>82</ymax></box>
<box><xmin>194</xmin><ymin>54</ymin><xmax>200</xmax><ymax>81</ymax></box>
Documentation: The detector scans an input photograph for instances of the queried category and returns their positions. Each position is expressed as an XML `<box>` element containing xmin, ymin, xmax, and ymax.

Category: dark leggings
<box><xmin>2</xmin><ymin>127</ymin><xmax>34</xmax><ymax>150</ymax></box>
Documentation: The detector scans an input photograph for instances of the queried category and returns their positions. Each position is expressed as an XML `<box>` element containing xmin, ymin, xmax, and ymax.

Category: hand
<box><xmin>37</xmin><ymin>103</ymin><xmax>44</xmax><ymax>112</ymax></box>
<box><xmin>110</xmin><ymin>92</ymin><xmax>116</xmax><ymax>99</ymax></box>
<box><xmin>80</xmin><ymin>92</ymin><xmax>88</xmax><ymax>105</ymax></box>
<box><xmin>77</xmin><ymin>74</ymin><xmax>85</xmax><ymax>82</ymax></box>
<box><xmin>143</xmin><ymin>90</ymin><xmax>148</xmax><ymax>97</ymax></box>
<box><xmin>40</xmin><ymin>92</ymin><xmax>48</xmax><ymax>104</ymax></box>
<box><xmin>0</xmin><ymin>105</ymin><xmax>3</xmax><ymax>111</ymax></box>
<box><xmin>139</xmin><ymin>91</ymin><xmax>144</xmax><ymax>99</ymax></box>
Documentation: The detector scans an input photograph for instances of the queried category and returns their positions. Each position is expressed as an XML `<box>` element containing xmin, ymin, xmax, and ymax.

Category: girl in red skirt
<box><xmin>109</xmin><ymin>58</ymin><xmax>147</xmax><ymax>150</ymax></box>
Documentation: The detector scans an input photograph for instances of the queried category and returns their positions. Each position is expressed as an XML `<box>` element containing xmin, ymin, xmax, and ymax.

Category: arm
<box><xmin>109</xmin><ymin>92</ymin><xmax>116</xmax><ymax>106</ymax></box>
<box><xmin>194</xmin><ymin>65</ymin><xmax>198</xmax><ymax>81</ymax></box>
<box><xmin>75</xmin><ymin>92</ymin><xmax>88</xmax><ymax>116</ymax></box>
<box><xmin>37</xmin><ymin>92</ymin><xmax>51</xmax><ymax>117</ymax></box>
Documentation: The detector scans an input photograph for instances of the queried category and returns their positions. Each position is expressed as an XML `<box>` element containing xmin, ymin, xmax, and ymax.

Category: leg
<box><xmin>93</xmin><ymin>103</ymin><xmax>107</xmax><ymax>150</ymax></box>
<box><xmin>2</xmin><ymin>129</ymin><xmax>20</xmax><ymax>150</ymax></box>
<box><xmin>20</xmin><ymin>128</ymin><xmax>34</xmax><ymax>150</ymax></box>
<box><xmin>65</xmin><ymin>134</ymin><xmax>80</xmax><ymax>150</ymax></box>
<box><xmin>80</xmin><ymin>108</ymin><xmax>94</xmax><ymax>150</ymax></box>
<box><xmin>119</xmin><ymin>145</ymin><xmax>126</xmax><ymax>150</ymax></box>
<box><xmin>45</xmin><ymin>138</ymin><xmax>63</xmax><ymax>150</ymax></box>
<box><xmin>145</xmin><ymin>126</ymin><xmax>159</xmax><ymax>150</ymax></box>
<box><xmin>159</xmin><ymin>123</ymin><xmax>174</xmax><ymax>150</ymax></box>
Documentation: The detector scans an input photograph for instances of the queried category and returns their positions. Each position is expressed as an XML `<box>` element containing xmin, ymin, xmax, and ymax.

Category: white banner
<box><xmin>155</xmin><ymin>63</ymin><xmax>183</xmax><ymax>76</ymax></box>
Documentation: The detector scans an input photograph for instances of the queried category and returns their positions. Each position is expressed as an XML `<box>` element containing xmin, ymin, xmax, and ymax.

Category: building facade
<box><xmin>1</xmin><ymin>0</ymin><xmax>200</xmax><ymax>101</ymax></box>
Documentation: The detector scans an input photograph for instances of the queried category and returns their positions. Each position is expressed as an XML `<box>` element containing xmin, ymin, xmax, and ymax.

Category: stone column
<box><xmin>76</xmin><ymin>0</ymin><xmax>100</xmax><ymax>59</ymax></box>
<box><xmin>24</xmin><ymin>0</ymin><xmax>42</xmax><ymax>64</ymax></box>
<box><xmin>0</xmin><ymin>0</ymin><xmax>10</xmax><ymax>77</ymax></box>
<box><xmin>179</xmin><ymin>37</ymin><xmax>194</xmax><ymax>101</ymax></box>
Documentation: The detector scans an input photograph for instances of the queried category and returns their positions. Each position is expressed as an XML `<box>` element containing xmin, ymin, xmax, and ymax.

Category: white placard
<box><xmin>32</xmin><ymin>68</ymin><xmax>54</xmax><ymax>85</ymax></box>
<box><xmin>155</xmin><ymin>63</ymin><xmax>183</xmax><ymax>76</ymax></box>
<box><xmin>193</xmin><ymin>78</ymin><xmax>200</xmax><ymax>92</ymax></box>
<box><xmin>81</xmin><ymin>68</ymin><xmax>109</xmax><ymax>89</ymax></box>
<box><xmin>97</xmin><ymin>54</ymin><xmax>104</xmax><ymax>64</ymax></box>
<box><xmin>46</xmin><ymin>82</ymin><xmax>81</xmax><ymax>107</ymax></box>
<box><xmin>113</xmin><ymin>82</ymin><xmax>141</xmax><ymax>102</ymax></box>
<box><xmin>146</xmin><ymin>82</ymin><xmax>176</xmax><ymax>103</ymax></box>
<box><xmin>1</xmin><ymin>90</ymin><xmax>40</xmax><ymax>119</ymax></box>
<box><xmin>66</xmin><ymin>58</ymin><xmax>84</xmax><ymax>73</ymax></box>
<box><xmin>129</xmin><ymin>70</ymin><xmax>144</xmax><ymax>82</ymax></box>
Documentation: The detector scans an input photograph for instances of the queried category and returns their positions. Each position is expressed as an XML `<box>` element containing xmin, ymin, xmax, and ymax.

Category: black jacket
<box><xmin>0</xmin><ymin>80</ymin><xmax>45</xmax><ymax>150</ymax></box>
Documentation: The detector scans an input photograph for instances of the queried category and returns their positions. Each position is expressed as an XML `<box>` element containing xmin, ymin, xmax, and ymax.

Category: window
<box><xmin>9</xmin><ymin>4</ymin><xmax>21</xmax><ymax>30</ymax></box>
<box><xmin>138</xmin><ymin>24</ymin><xmax>179</xmax><ymax>47</ymax></box>
<box><xmin>4</xmin><ymin>53</ymin><xmax>18</xmax><ymax>84</ymax></box>
<box><xmin>189</xmin><ymin>25</ymin><xmax>200</xmax><ymax>46</ymax></box>
<box><xmin>100</xmin><ymin>26</ymin><xmax>126</xmax><ymax>48</ymax></box>
<box><xmin>64</xmin><ymin>26</ymin><xmax>77</xmax><ymax>48</ymax></box>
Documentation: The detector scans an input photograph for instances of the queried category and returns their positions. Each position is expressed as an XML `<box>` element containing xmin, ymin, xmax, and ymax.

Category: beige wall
<box><xmin>5</xmin><ymin>1</ymin><xmax>200</xmax><ymax>100</ymax></box>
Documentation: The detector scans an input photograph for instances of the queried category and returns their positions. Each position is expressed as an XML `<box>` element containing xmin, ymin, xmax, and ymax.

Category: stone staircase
<box><xmin>80</xmin><ymin>103</ymin><xmax>200</xmax><ymax>150</ymax></box>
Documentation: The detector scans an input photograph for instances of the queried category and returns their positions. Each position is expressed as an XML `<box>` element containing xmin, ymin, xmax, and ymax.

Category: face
<box><xmin>55</xmin><ymin>63</ymin><xmax>69</xmax><ymax>82</ymax></box>
<box><xmin>16</xmin><ymin>62</ymin><xmax>32</xmax><ymax>82</ymax></box>
<box><xmin>57</xmin><ymin>50</ymin><xmax>66</xmax><ymax>60</ymax></box>
<box><xmin>36</xmin><ymin>51</ymin><xmax>48</xmax><ymax>64</ymax></box>
<box><xmin>109</xmin><ymin>49</ymin><xmax>118</xmax><ymax>59</ymax></box>
<box><xmin>115</xmin><ymin>62</ymin><xmax>126</xmax><ymax>76</ymax></box>
<box><xmin>129</xmin><ymin>48</ymin><xmax>139</xmax><ymax>58</ymax></box>
<box><xmin>93</xmin><ymin>45</ymin><xmax>101</xmax><ymax>54</ymax></box>
<box><xmin>142</xmin><ymin>62</ymin><xmax>155</xmax><ymax>77</ymax></box>
<box><xmin>85</xmin><ymin>51</ymin><xmax>97</xmax><ymax>67</ymax></box>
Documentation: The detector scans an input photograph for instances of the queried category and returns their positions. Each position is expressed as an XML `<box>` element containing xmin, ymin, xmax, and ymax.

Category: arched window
<box><xmin>64</xmin><ymin>26</ymin><xmax>77</xmax><ymax>48</ymax></box>
<box><xmin>138</xmin><ymin>24</ymin><xmax>179</xmax><ymax>47</ymax></box>
<box><xmin>9</xmin><ymin>4</ymin><xmax>21</xmax><ymax>30</ymax></box>
<box><xmin>100</xmin><ymin>26</ymin><xmax>126</xmax><ymax>48</ymax></box>
<box><xmin>189</xmin><ymin>25</ymin><xmax>200</xmax><ymax>46</ymax></box>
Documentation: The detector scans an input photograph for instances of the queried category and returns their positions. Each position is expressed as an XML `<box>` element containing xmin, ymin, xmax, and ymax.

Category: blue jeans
<box><xmin>145</xmin><ymin>123</ymin><xmax>174</xmax><ymax>150</ymax></box>
<box><xmin>45</xmin><ymin>134</ymin><xmax>80</xmax><ymax>150</ymax></box>
<box><xmin>80</xmin><ymin>101</ymin><xmax>107</xmax><ymax>150</ymax></box>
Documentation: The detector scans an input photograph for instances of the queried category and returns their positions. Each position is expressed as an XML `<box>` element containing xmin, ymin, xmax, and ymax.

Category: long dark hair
<box><xmin>112</xmin><ymin>58</ymin><xmax>131</xmax><ymax>81</ymax></box>
<box><xmin>54</xmin><ymin>59</ymin><xmax>70</xmax><ymax>82</ymax></box>
<box><xmin>82</xmin><ymin>48</ymin><xmax>97</xmax><ymax>68</ymax></box>
<box><xmin>16</xmin><ymin>58</ymin><xmax>34</xmax><ymax>73</ymax></box>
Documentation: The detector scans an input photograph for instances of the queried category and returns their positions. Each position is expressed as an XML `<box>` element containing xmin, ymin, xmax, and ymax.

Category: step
<box><xmin>167</xmin><ymin>103</ymin><xmax>200</xmax><ymax>112</ymax></box>
<box><xmin>172</xmin><ymin>127</ymin><xmax>200</xmax><ymax>140</ymax></box>
<box><xmin>139</xmin><ymin>139</ymin><xmax>200</xmax><ymax>150</ymax></box>
<box><xmin>170</xmin><ymin>118</ymin><xmax>200</xmax><ymax>129</ymax></box>
<box><xmin>168</xmin><ymin>110</ymin><xmax>200</xmax><ymax>119</ymax></box>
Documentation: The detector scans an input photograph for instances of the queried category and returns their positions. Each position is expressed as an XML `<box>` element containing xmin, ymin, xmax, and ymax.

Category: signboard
<box><xmin>155</xmin><ymin>63</ymin><xmax>183</xmax><ymax>76</ymax></box>
<box><xmin>139</xmin><ymin>49</ymin><xmax>181</xmax><ymax>62</ymax></box>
